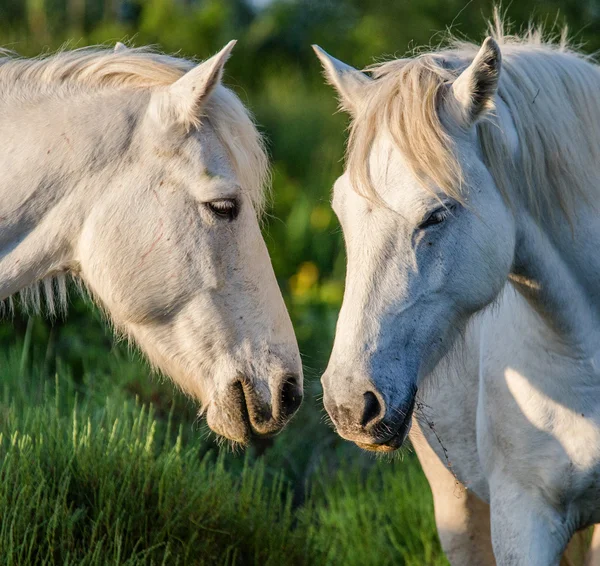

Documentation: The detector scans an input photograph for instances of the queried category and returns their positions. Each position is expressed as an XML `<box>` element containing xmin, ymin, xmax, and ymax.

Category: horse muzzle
<box><xmin>206</xmin><ymin>373</ymin><xmax>303</xmax><ymax>444</ymax></box>
<box><xmin>322</xmin><ymin>373</ymin><xmax>416</xmax><ymax>452</ymax></box>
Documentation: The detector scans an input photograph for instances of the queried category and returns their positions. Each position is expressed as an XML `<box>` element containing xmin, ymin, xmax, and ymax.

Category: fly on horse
<box><xmin>315</xmin><ymin>17</ymin><xmax>600</xmax><ymax>565</ymax></box>
<box><xmin>0</xmin><ymin>42</ymin><xmax>303</xmax><ymax>444</ymax></box>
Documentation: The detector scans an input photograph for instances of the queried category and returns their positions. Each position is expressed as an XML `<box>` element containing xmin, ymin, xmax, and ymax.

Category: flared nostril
<box><xmin>280</xmin><ymin>374</ymin><xmax>303</xmax><ymax>418</ymax></box>
<box><xmin>361</xmin><ymin>390</ymin><xmax>383</xmax><ymax>428</ymax></box>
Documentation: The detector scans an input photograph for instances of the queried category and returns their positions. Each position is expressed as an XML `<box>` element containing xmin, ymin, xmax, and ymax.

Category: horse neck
<box><xmin>509</xmin><ymin>203</ymin><xmax>600</xmax><ymax>355</ymax></box>
<box><xmin>0</xmin><ymin>88</ymin><xmax>139</xmax><ymax>301</ymax></box>
<box><xmin>0</xmin><ymin>180</ymin><xmax>75</xmax><ymax>301</ymax></box>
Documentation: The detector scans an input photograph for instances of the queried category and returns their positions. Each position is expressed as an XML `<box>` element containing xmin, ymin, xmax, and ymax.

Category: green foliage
<box><xmin>0</xmin><ymin>344</ymin><xmax>445</xmax><ymax>565</ymax></box>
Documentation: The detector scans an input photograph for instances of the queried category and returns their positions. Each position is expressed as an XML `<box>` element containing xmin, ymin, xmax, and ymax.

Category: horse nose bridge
<box><xmin>252</xmin><ymin>260</ymin><xmax>298</xmax><ymax>342</ymax></box>
<box><xmin>328</xmin><ymin>316</ymin><xmax>377</xmax><ymax>371</ymax></box>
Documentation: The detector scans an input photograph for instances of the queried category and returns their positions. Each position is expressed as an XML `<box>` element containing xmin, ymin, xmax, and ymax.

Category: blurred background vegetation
<box><xmin>1</xmin><ymin>0</ymin><xmax>599</xmax><ymax>563</ymax></box>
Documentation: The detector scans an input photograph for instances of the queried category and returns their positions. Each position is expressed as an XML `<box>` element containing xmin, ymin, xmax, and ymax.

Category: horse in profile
<box><xmin>0</xmin><ymin>42</ymin><xmax>303</xmax><ymax>444</ymax></box>
<box><xmin>315</xmin><ymin>17</ymin><xmax>600</xmax><ymax>565</ymax></box>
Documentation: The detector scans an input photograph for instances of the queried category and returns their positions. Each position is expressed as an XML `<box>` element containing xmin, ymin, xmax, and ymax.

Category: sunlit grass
<box><xmin>0</xmin><ymin>344</ymin><xmax>446</xmax><ymax>566</ymax></box>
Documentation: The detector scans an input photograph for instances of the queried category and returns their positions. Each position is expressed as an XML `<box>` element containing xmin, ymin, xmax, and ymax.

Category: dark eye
<box><xmin>205</xmin><ymin>198</ymin><xmax>239</xmax><ymax>221</ymax></box>
<box><xmin>418</xmin><ymin>204</ymin><xmax>455</xmax><ymax>229</ymax></box>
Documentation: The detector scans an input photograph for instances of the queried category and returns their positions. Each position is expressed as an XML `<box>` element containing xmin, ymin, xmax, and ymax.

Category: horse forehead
<box><xmin>204</xmin><ymin>132</ymin><xmax>236</xmax><ymax>180</ymax></box>
<box><xmin>335</xmin><ymin>176</ymin><xmax>427</xmax><ymax>229</ymax></box>
<box><xmin>368</xmin><ymin>135</ymin><xmax>431</xmax><ymax>204</ymax></box>
<box><xmin>169</xmin><ymin>122</ymin><xmax>236</xmax><ymax>181</ymax></box>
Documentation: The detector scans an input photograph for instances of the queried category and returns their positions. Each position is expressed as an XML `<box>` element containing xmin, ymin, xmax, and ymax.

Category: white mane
<box><xmin>348</xmin><ymin>16</ymin><xmax>600</xmax><ymax>221</ymax></box>
<box><xmin>0</xmin><ymin>46</ymin><xmax>269</xmax><ymax>215</ymax></box>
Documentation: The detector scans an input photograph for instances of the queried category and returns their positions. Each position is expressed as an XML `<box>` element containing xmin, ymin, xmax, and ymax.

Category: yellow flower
<box><xmin>290</xmin><ymin>262</ymin><xmax>319</xmax><ymax>297</ymax></box>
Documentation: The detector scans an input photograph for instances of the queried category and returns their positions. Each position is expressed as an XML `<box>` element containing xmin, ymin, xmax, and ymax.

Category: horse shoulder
<box><xmin>478</xmin><ymin>285</ymin><xmax>600</xmax><ymax>527</ymax></box>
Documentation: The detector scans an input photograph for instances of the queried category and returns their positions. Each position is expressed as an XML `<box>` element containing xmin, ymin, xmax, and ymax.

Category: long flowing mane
<box><xmin>0</xmin><ymin>45</ymin><xmax>269</xmax><ymax>215</ymax></box>
<box><xmin>348</xmin><ymin>15</ymin><xmax>600</xmax><ymax>221</ymax></box>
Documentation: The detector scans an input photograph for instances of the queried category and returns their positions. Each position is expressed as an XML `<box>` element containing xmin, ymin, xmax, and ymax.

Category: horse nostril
<box><xmin>361</xmin><ymin>390</ymin><xmax>383</xmax><ymax>428</ymax></box>
<box><xmin>280</xmin><ymin>374</ymin><xmax>303</xmax><ymax>418</ymax></box>
<box><xmin>235</xmin><ymin>378</ymin><xmax>271</xmax><ymax>428</ymax></box>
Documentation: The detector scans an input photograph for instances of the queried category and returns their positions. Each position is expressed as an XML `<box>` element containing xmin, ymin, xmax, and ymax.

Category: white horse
<box><xmin>315</xmin><ymin>19</ymin><xmax>600</xmax><ymax>566</ymax></box>
<box><xmin>0</xmin><ymin>42</ymin><xmax>303</xmax><ymax>444</ymax></box>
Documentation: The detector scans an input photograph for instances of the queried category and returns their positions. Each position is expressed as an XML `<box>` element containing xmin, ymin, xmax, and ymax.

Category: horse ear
<box><xmin>150</xmin><ymin>40</ymin><xmax>236</xmax><ymax>130</ymax></box>
<box><xmin>312</xmin><ymin>45</ymin><xmax>370</xmax><ymax>115</ymax></box>
<box><xmin>450</xmin><ymin>37</ymin><xmax>501</xmax><ymax>125</ymax></box>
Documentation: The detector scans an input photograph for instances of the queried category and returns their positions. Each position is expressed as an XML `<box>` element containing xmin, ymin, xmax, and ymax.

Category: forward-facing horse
<box><xmin>0</xmin><ymin>43</ymin><xmax>303</xmax><ymax>444</ymax></box>
<box><xmin>315</xmin><ymin>20</ymin><xmax>600</xmax><ymax>565</ymax></box>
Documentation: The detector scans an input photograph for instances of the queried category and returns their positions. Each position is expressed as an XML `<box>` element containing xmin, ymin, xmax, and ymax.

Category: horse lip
<box><xmin>355</xmin><ymin>419</ymin><xmax>412</xmax><ymax>452</ymax></box>
<box><xmin>355</xmin><ymin>440</ymin><xmax>401</xmax><ymax>453</ymax></box>
<box><xmin>232</xmin><ymin>380</ymin><xmax>283</xmax><ymax>439</ymax></box>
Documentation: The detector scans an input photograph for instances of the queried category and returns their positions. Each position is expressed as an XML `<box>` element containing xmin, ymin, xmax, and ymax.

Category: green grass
<box><xmin>307</xmin><ymin>465</ymin><xmax>447</xmax><ymax>566</ymax></box>
<box><xmin>0</xmin><ymin>343</ymin><xmax>447</xmax><ymax>566</ymax></box>
<box><xmin>0</xmin><ymin>400</ymin><xmax>304</xmax><ymax>565</ymax></box>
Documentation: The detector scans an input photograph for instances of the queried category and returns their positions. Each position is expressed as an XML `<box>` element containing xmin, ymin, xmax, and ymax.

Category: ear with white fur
<box><xmin>149</xmin><ymin>40</ymin><xmax>236</xmax><ymax>130</ymax></box>
<box><xmin>312</xmin><ymin>45</ymin><xmax>371</xmax><ymax>114</ymax></box>
<box><xmin>450</xmin><ymin>37</ymin><xmax>501</xmax><ymax>126</ymax></box>
<box><xmin>114</xmin><ymin>42</ymin><xmax>127</xmax><ymax>53</ymax></box>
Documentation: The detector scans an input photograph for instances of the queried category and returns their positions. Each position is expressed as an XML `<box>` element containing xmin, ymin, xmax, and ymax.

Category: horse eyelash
<box><xmin>418</xmin><ymin>203</ymin><xmax>454</xmax><ymax>229</ymax></box>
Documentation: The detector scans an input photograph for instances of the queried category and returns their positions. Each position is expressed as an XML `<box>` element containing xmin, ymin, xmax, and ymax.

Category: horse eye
<box><xmin>418</xmin><ymin>204</ymin><xmax>454</xmax><ymax>229</ymax></box>
<box><xmin>205</xmin><ymin>198</ymin><xmax>239</xmax><ymax>221</ymax></box>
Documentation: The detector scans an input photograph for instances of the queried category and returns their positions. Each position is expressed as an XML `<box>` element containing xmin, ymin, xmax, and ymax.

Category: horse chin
<box><xmin>354</xmin><ymin>431</ymin><xmax>407</xmax><ymax>452</ymax></box>
<box><xmin>353</xmin><ymin>415</ymin><xmax>413</xmax><ymax>453</ymax></box>
<box><xmin>208</xmin><ymin>421</ymin><xmax>251</xmax><ymax>446</ymax></box>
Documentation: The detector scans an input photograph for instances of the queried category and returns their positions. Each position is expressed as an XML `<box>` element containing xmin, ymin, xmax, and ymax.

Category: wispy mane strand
<box><xmin>0</xmin><ymin>273</ymin><xmax>69</xmax><ymax>318</ymax></box>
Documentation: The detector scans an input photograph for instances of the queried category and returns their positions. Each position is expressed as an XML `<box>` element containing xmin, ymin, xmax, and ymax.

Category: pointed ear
<box><xmin>450</xmin><ymin>37</ymin><xmax>501</xmax><ymax>126</ymax></box>
<box><xmin>312</xmin><ymin>45</ymin><xmax>371</xmax><ymax>115</ymax></box>
<box><xmin>114</xmin><ymin>42</ymin><xmax>127</xmax><ymax>53</ymax></box>
<box><xmin>149</xmin><ymin>40</ymin><xmax>236</xmax><ymax>130</ymax></box>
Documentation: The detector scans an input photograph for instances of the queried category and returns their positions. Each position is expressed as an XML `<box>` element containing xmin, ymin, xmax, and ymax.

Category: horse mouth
<box><xmin>354</xmin><ymin>398</ymin><xmax>415</xmax><ymax>453</ymax></box>
<box><xmin>354</xmin><ymin>423</ymin><xmax>410</xmax><ymax>452</ymax></box>
<box><xmin>207</xmin><ymin>379</ymin><xmax>290</xmax><ymax>444</ymax></box>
